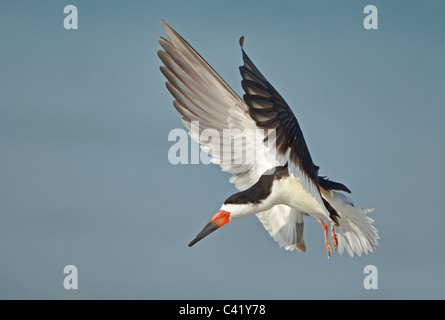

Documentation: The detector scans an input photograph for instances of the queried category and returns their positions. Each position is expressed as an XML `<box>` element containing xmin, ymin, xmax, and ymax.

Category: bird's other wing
<box><xmin>318</xmin><ymin>176</ymin><xmax>351</xmax><ymax>194</ymax></box>
<box><xmin>239</xmin><ymin>41</ymin><xmax>327</xmax><ymax>213</ymax></box>
<box><xmin>158</xmin><ymin>20</ymin><xmax>278</xmax><ymax>191</ymax></box>
<box><xmin>256</xmin><ymin>206</ymin><xmax>306</xmax><ymax>252</ymax></box>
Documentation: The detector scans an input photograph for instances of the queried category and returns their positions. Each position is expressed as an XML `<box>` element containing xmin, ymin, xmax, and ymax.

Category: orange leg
<box><xmin>331</xmin><ymin>224</ymin><xmax>338</xmax><ymax>251</ymax></box>
<box><xmin>320</xmin><ymin>221</ymin><xmax>332</xmax><ymax>259</ymax></box>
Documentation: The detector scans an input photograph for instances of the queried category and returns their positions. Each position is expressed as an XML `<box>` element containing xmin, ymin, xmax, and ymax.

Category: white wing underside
<box><xmin>158</xmin><ymin>21</ymin><xmax>277</xmax><ymax>191</ymax></box>
<box><xmin>159</xmin><ymin>20</ymin><xmax>333</xmax><ymax>251</ymax></box>
<box><xmin>256</xmin><ymin>206</ymin><xmax>306</xmax><ymax>252</ymax></box>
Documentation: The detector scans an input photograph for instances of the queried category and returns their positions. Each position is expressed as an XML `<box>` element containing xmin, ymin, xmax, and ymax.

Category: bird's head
<box><xmin>187</xmin><ymin>199</ymin><xmax>261</xmax><ymax>247</ymax></box>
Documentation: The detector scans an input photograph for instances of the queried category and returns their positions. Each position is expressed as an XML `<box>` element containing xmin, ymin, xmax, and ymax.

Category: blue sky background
<box><xmin>1</xmin><ymin>0</ymin><xmax>444</xmax><ymax>299</ymax></box>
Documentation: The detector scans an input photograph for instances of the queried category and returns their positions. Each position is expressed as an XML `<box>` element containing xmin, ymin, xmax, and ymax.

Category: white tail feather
<box><xmin>322</xmin><ymin>190</ymin><xmax>379</xmax><ymax>257</ymax></box>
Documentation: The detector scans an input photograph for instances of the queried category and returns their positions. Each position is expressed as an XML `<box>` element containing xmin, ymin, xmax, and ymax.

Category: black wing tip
<box><xmin>239</xmin><ymin>35</ymin><xmax>245</xmax><ymax>48</ymax></box>
<box><xmin>319</xmin><ymin>176</ymin><xmax>352</xmax><ymax>193</ymax></box>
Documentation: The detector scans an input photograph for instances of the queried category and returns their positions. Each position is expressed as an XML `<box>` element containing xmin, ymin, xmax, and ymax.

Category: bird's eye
<box><xmin>226</xmin><ymin>198</ymin><xmax>237</xmax><ymax>204</ymax></box>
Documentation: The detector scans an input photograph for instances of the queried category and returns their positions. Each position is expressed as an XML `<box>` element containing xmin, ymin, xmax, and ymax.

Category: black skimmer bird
<box><xmin>158</xmin><ymin>20</ymin><xmax>379</xmax><ymax>258</ymax></box>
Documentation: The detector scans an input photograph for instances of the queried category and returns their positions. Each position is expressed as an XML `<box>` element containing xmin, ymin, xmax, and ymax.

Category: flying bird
<box><xmin>158</xmin><ymin>20</ymin><xmax>379</xmax><ymax>258</ymax></box>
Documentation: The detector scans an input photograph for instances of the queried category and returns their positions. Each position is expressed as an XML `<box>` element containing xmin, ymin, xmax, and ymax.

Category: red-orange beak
<box><xmin>188</xmin><ymin>210</ymin><xmax>231</xmax><ymax>247</ymax></box>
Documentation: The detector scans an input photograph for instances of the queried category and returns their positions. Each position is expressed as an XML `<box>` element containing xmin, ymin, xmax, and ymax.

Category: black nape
<box><xmin>224</xmin><ymin>165</ymin><xmax>289</xmax><ymax>205</ymax></box>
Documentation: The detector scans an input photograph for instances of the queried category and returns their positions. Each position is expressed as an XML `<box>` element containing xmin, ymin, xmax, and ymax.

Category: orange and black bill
<box><xmin>188</xmin><ymin>210</ymin><xmax>230</xmax><ymax>247</ymax></box>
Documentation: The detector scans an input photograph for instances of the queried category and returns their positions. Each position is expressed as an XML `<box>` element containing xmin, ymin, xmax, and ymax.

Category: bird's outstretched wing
<box><xmin>158</xmin><ymin>20</ymin><xmax>278</xmax><ymax>191</ymax></box>
<box><xmin>238</xmin><ymin>41</ymin><xmax>327</xmax><ymax>211</ymax></box>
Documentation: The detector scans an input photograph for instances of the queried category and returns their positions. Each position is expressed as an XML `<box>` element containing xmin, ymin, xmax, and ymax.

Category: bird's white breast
<box><xmin>272</xmin><ymin>175</ymin><xmax>329</xmax><ymax>220</ymax></box>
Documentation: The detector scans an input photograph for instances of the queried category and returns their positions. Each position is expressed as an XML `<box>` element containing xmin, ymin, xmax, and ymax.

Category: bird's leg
<box><xmin>320</xmin><ymin>220</ymin><xmax>332</xmax><ymax>259</ymax></box>
<box><xmin>331</xmin><ymin>224</ymin><xmax>338</xmax><ymax>252</ymax></box>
